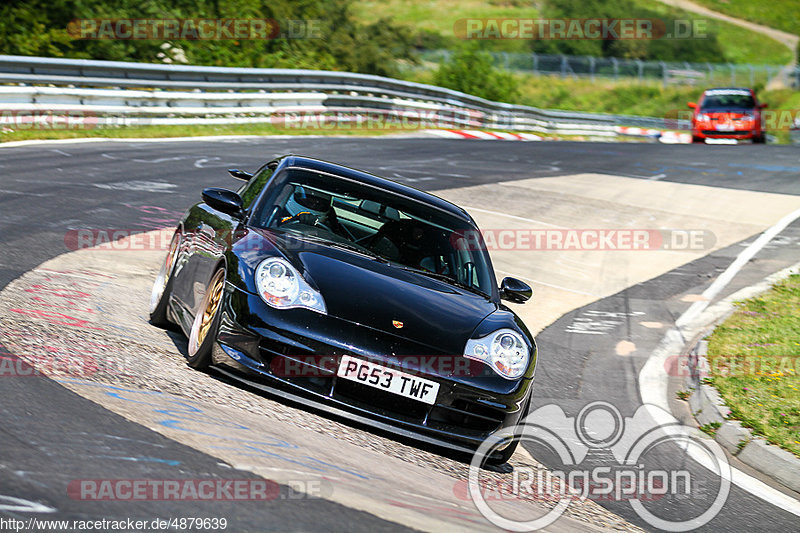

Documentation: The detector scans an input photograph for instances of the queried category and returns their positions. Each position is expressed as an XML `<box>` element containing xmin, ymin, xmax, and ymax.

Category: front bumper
<box><xmin>210</xmin><ymin>284</ymin><xmax>534</xmax><ymax>451</ymax></box>
<box><xmin>693</xmin><ymin>125</ymin><xmax>759</xmax><ymax>140</ymax></box>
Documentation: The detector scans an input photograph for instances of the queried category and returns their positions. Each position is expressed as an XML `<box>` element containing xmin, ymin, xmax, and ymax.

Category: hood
<box><xmin>699</xmin><ymin>108</ymin><xmax>754</xmax><ymax>117</ymax></box>
<box><xmin>241</xmin><ymin>229</ymin><xmax>497</xmax><ymax>354</ymax></box>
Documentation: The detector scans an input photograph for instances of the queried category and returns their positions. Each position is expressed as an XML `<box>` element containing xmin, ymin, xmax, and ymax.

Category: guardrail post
<box><xmin>532</xmin><ymin>52</ymin><xmax>538</xmax><ymax>74</ymax></box>
<box><xmin>560</xmin><ymin>55</ymin><xmax>567</xmax><ymax>78</ymax></box>
<box><xmin>612</xmin><ymin>58</ymin><xmax>618</xmax><ymax>80</ymax></box>
<box><xmin>661</xmin><ymin>61</ymin><xmax>667</xmax><ymax>87</ymax></box>
<box><xmin>636</xmin><ymin>59</ymin><xmax>643</xmax><ymax>82</ymax></box>
<box><xmin>590</xmin><ymin>56</ymin><xmax>596</xmax><ymax>81</ymax></box>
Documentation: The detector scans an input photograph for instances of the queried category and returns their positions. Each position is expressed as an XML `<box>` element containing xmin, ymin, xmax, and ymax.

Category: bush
<box><xmin>0</xmin><ymin>0</ymin><xmax>417</xmax><ymax>76</ymax></box>
<box><xmin>531</xmin><ymin>0</ymin><xmax>726</xmax><ymax>62</ymax></box>
<box><xmin>433</xmin><ymin>44</ymin><xmax>520</xmax><ymax>103</ymax></box>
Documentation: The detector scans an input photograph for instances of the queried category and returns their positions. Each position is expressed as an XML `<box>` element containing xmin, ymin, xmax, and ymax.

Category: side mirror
<box><xmin>759</xmin><ymin>103</ymin><xmax>768</xmax><ymax>109</ymax></box>
<box><xmin>228</xmin><ymin>168</ymin><xmax>253</xmax><ymax>181</ymax></box>
<box><xmin>500</xmin><ymin>277</ymin><xmax>532</xmax><ymax>304</ymax></box>
<box><xmin>202</xmin><ymin>188</ymin><xmax>244</xmax><ymax>217</ymax></box>
<box><xmin>687</xmin><ymin>102</ymin><xmax>697</xmax><ymax>109</ymax></box>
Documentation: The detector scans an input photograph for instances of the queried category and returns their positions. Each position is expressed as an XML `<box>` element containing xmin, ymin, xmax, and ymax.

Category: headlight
<box><xmin>464</xmin><ymin>329</ymin><xmax>529</xmax><ymax>379</ymax></box>
<box><xmin>255</xmin><ymin>258</ymin><xmax>326</xmax><ymax>314</ymax></box>
<box><xmin>697</xmin><ymin>113</ymin><xmax>711</xmax><ymax>122</ymax></box>
<box><xmin>741</xmin><ymin>113</ymin><xmax>755</xmax><ymax>121</ymax></box>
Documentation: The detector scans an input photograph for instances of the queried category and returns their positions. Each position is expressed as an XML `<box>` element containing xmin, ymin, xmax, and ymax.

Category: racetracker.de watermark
<box><xmin>0</xmin><ymin>341</ymin><xmax>134</xmax><ymax>379</ymax></box>
<box><xmin>63</xmin><ymin>228</ymin><xmax>716</xmax><ymax>252</ymax></box>
<box><xmin>455</xmin><ymin>18</ymin><xmax>708</xmax><ymax>40</ymax></box>
<box><xmin>268</xmin><ymin>354</ymin><xmax>495</xmax><ymax>378</ymax></box>
<box><xmin>665</xmin><ymin>353</ymin><xmax>798</xmax><ymax>379</ymax></box>
<box><xmin>67</xmin><ymin>18</ymin><xmax>323</xmax><ymax>40</ymax></box>
<box><xmin>67</xmin><ymin>478</ymin><xmax>329</xmax><ymax>501</ymax></box>
<box><xmin>0</xmin><ymin>111</ymin><xmax>104</xmax><ymax>130</ymax></box>
<box><xmin>665</xmin><ymin>109</ymin><xmax>800</xmax><ymax>131</ymax></box>
<box><xmin>453</xmin><ymin>229</ymin><xmax>715</xmax><ymax>251</ymax></box>
<box><xmin>469</xmin><ymin>401</ymin><xmax>730</xmax><ymax>531</ymax></box>
<box><xmin>272</xmin><ymin>110</ymin><xmax>480</xmax><ymax>131</ymax></box>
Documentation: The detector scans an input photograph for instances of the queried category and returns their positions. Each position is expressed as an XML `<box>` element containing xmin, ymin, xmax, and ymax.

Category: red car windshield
<box><xmin>701</xmin><ymin>93</ymin><xmax>755</xmax><ymax>110</ymax></box>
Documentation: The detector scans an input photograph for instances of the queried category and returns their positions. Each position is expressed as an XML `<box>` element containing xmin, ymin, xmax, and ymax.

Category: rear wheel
<box><xmin>691</xmin><ymin>135</ymin><xmax>704</xmax><ymax>144</ymax></box>
<box><xmin>187</xmin><ymin>267</ymin><xmax>226</xmax><ymax>370</ymax></box>
<box><xmin>149</xmin><ymin>231</ymin><xmax>180</xmax><ymax>327</ymax></box>
<box><xmin>753</xmin><ymin>134</ymin><xmax>766</xmax><ymax>144</ymax></box>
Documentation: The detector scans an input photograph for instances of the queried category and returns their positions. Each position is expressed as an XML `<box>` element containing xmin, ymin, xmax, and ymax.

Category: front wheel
<box><xmin>187</xmin><ymin>267</ymin><xmax>226</xmax><ymax>370</ymax></box>
<box><xmin>485</xmin><ymin>393</ymin><xmax>532</xmax><ymax>466</ymax></box>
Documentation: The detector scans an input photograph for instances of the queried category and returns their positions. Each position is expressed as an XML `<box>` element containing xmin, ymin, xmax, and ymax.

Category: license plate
<box><xmin>337</xmin><ymin>355</ymin><xmax>439</xmax><ymax>405</ymax></box>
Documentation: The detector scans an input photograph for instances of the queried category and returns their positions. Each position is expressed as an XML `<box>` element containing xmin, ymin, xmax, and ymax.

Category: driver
<box><xmin>279</xmin><ymin>186</ymin><xmax>345</xmax><ymax>236</ymax></box>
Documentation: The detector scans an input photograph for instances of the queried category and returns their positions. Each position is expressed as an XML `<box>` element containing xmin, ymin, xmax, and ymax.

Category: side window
<box><xmin>239</xmin><ymin>165</ymin><xmax>275</xmax><ymax>210</ymax></box>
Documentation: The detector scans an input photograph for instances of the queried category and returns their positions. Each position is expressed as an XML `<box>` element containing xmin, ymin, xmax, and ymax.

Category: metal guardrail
<box><xmin>0</xmin><ymin>55</ymin><xmax>688</xmax><ymax>134</ymax></box>
<box><xmin>420</xmin><ymin>50</ymin><xmax>799</xmax><ymax>88</ymax></box>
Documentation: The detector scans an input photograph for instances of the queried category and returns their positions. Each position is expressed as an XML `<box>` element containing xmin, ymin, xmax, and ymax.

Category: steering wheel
<box><xmin>279</xmin><ymin>212</ymin><xmax>334</xmax><ymax>232</ymax></box>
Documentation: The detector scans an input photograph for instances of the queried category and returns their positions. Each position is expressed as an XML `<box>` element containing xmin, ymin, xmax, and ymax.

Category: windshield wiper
<box><xmin>278</xmin><ymin>231</ymin><xmax>389</xmax><ymax>263</ymax></box>
<box><xmin>322</xmin><ymin>240</ymin><xmax>391</xmax><ymax>263</ymax></box>
<box><xmin>398</xmin><ymin>266</ymin><xmax>486</xmax><ymax>296</ymax></box>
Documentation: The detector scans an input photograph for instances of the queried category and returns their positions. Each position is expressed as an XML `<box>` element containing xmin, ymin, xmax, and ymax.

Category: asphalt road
<box><xmin>1</xmin><ymin>137</ymin><xmax>799</xmax><ymax>531</ymax></box>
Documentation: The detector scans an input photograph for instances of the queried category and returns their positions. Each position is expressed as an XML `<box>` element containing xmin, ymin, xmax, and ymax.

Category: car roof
<box><xmin>276</xmin><ymin>155</ymin><xmax>472</xmax><ymax>222</ymax></box>
<box><xmin>702</xmin><ymin>87</ymin><xmax>754</xmax><ymax>94</ymax></box>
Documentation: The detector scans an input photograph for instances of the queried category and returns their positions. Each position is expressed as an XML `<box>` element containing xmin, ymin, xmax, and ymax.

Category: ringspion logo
<box><xmin>469</xmin><ymin>402</ymin><xmax>730</xmax><ymax>531</ymax></box>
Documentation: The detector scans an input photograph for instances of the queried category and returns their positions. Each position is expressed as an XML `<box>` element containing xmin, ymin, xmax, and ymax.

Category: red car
<box><xmin>688</xmin><ymin>88</ymin><xmax>767</xmax><ymax>143</ymax></box>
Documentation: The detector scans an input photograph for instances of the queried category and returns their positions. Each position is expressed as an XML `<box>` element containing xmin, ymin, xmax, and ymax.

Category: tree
<box><xmin>434</xmin><ymin>44</ymin><xmax>519</xmax><ymax>103</ymax></box>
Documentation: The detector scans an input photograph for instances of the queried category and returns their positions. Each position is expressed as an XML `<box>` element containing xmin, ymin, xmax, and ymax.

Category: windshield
<box><xmin>700</xmin><ymin>90</ymin><xmax>755</xmax><ymax>110</ymax></box>
<box><xmin>250</xmin><ymin>167</ymin><xmax>495</xmax><ymax>296</ymax></box>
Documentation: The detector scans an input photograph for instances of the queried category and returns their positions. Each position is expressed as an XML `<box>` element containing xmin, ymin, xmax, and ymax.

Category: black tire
<box><xmin>485</xmin><ymin>393</ymin><xmax>532</xmax><ymax>465</ymax></box>
<box><xmin>753</xmin><ymin>134</ymin><xmax>766</xmax><ymax>144</ymax></box>
<box><xmin>691</xmin><ymin>135</ymin><xmax>704</xmax><ymax>144</ymax></box>
<box><xmin>149</xmin><ymin>231</ymin><xmax>180</xmax><ymax>327</ymax></box>
<box><xmin>486</xmin><ymin>438</ymin><xmax>520</xmax><ymax>466</ymax></box>
<box><xmin>186</xmin><ymin>267</ymin><xmax>226</xmax><ymax>370</ymax></box>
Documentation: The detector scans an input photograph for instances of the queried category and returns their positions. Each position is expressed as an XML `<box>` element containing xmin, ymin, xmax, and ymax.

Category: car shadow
<box><xmin>156</xmin><ymin>323</ymin><xmax>513</xmax><ymax>472</ymax></box>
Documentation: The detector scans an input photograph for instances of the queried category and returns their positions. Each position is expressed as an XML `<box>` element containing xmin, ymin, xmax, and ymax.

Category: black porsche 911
<box><xmin>149</xmin><ymin>155</ymin><xmax>536</xmax><ymax>462</ymax></box>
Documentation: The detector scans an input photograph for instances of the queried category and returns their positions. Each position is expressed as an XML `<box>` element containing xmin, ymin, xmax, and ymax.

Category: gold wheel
<box><xmin>196</xmin><ymin>270</ymin><xmax>224</xmax><ymax>346</ymax></box>
<box><xmin>188</xmin><ymin>268</ymin><xmax>226</xmax><ymax>361</ymax></box>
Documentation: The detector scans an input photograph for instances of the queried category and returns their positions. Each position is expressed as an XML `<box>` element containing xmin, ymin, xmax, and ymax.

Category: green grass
<box><xmin>0</xmin><ymin>121</ymin><xmax>404</xmax><ymax>144</ymax></box>
<box><xmin>407</xmin><ymin>69</ymin><xmax>706</xmax><ymax>116</ymax></box>
<box><xmin>710</xmin><ymin>17</ymin><xmax>792</xmax><ymax>64</ymax></box>
<box><xmin>626</xmin><ymin>0</ymin><xmax>793</xmax><ymax>65</ymax></box>
<box><xmin>351</xmin><ymin>0</ymin><xmax>541</xmax><ymax>53</ymax></box>
<box><xmin>677</xmin><ymin>390</ymin><xmax>692</xmax><ymax>401</ymax></box>
<box><xmin>693</xmin><ymin>0</ymin><xmax>800</xmax><ymax>36</ymax></box>
<box><xmin>706</xmin><ymin>274</ymin><xmax>800</xmax><ymax>457</ymax></box>
<box><xmin>352</xmin><ymin>0</ymin><xmax>541</xmax><ymax>37</ymax></box>
<box><xmin>353</xmin><ymin>0</ymin><xmax>793</xmax><ymax>64</ymax></box>
<box><xmin>699</xmin><ymin>421</ymin><xmax>722</xmax><ymax>437</ymax></box>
